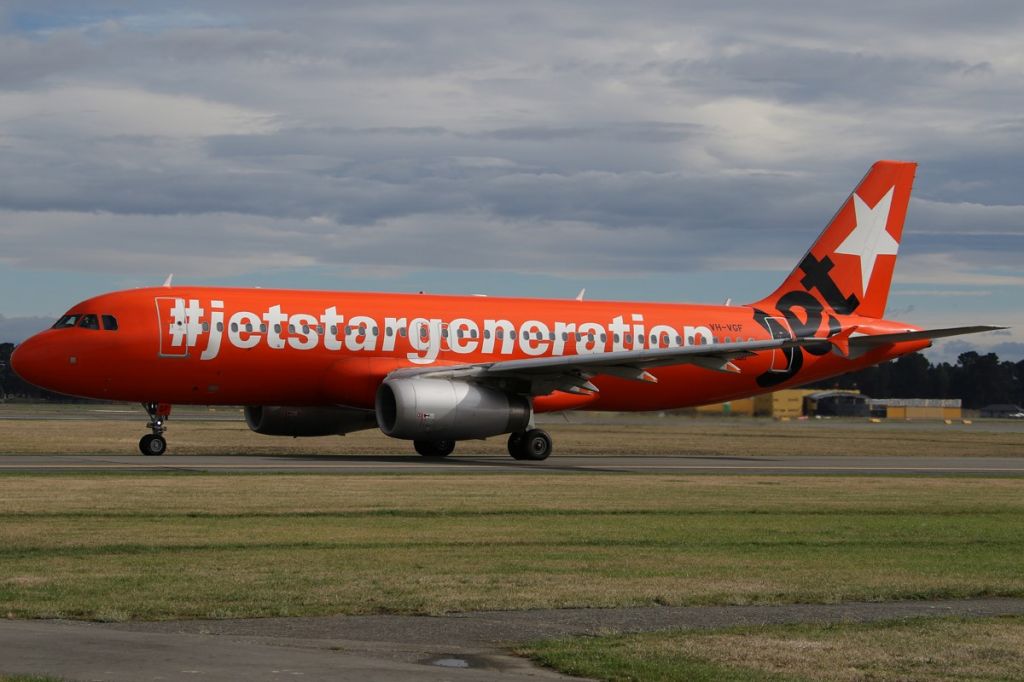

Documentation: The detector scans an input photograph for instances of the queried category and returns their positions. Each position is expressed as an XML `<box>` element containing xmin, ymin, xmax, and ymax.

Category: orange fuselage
<box><xmin>12</xmin><ymin>286</ymin><xmax>926</xmax><ymax>411</ymax></box>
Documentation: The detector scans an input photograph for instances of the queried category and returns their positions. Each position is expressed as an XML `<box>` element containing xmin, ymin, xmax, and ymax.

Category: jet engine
<box><xmin>375</xmin><ymin>378</ymin><xmax>531</xmax><ymax>441</ymax></box>
<box><xmin>244</xmin><ymin>405</ymin><xmax>378</xmax><ymax>437</ymax></box>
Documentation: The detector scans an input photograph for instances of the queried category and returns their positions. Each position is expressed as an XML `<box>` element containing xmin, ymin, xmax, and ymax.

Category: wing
<box><xmin>389</xmin><ymin>336</ymin><xmax>832</xmax><ymax>396</ymax></box>
<box><xmin>387</xmin><ymin>325</ymin><xmax>1007</xmax><ymax>397</ymax></box>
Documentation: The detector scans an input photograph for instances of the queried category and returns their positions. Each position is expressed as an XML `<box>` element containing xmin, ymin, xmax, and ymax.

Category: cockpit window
<box><xmin>79</xmin><ymin>314</ymin><xmax>100</xmax><ymax>330</ymax></box>
<box><xmin>52</xmin><ymin>314</ymin><xmax>80</xmax><ymax>329</ymax></box>
<box><xmin>102</xmin><ymin>314</ymin><xmax>119</xmax><ymax>331</ymax></box>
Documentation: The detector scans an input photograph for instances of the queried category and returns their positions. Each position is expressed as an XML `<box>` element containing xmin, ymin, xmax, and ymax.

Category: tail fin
<box><xmin>751</xmin><ymin>160</ymin><xmax>917</xmax><ymax>319</ymax></box>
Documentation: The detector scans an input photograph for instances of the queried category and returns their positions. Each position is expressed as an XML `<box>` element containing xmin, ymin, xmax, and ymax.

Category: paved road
<box><xmin>3</xmin><ymin>598</ymin><xmax>1024</xmax><ymax>681</ymax></box>
<box><xmin>1</xmin><ymin>453</ymin><xmax>1023</xmax><ymax>474</ymax></box>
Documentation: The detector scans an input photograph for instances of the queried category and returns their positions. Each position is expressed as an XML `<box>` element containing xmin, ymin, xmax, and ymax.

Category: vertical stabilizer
<box><xmin>751</xmin><ymin>160</ymin><xmax>917</xmax><ymax>319</ymax></box>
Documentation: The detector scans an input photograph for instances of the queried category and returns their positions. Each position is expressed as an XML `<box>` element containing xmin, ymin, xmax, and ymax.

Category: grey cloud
<box><xmin>0</xmin><ymin>315</ymin><xmax>53</xmax><ymax>344</ymax></box>
<box><xmin>661</xmin><ymin>46</ymin><xmax>988</xmax><ymax>103</ymax></box>
<box><xmin>0</xmin><ymin>0</ymin><xmax>1022</xmax><ymax>332</ymax></box>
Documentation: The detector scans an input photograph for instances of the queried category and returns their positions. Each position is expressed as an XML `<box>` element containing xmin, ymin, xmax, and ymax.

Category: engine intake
<box><xmin>376</xmin><ymin>378</ymin><xmax>531</xmax><ymax>441</ymax></box>
<box><xmin>244</xmin><ymin>405</ymin><xmax>378</xmax><ymax>437</ymax></box>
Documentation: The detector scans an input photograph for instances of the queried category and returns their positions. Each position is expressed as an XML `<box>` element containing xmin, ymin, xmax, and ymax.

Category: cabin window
<box><xmin>101</xmin><ymin>315</ymin><xmax>118</xmax><ymax>331</ymax></box>
<box><xmin>78</xmin><ymin>314</ymin><xmax>100</xmax><ymax>330</ymax></box>
<box><xmin>483</xmin><ymin>329</ymin><xmax>491</xmax><ymax>340</ymax></box>
<box><xmin>216</xmin><ymin>322</ymin><xmax>224</xmax><ymax>333</ymax></box>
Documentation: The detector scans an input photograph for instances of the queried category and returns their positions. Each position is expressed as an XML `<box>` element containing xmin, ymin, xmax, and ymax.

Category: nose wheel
<box><xmin>139</xmin><ymin>433</ymin><xmax>167</xmax><ymax>456</ymax></box>
<box><xmin>140</xmin><ymin>402</ymin><xmax>171</xmax><ymax>456</ymax></box>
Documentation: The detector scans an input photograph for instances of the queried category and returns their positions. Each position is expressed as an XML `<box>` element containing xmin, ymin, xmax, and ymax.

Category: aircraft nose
<box><xmin>10</xmin><ymin>333</ymin><xmax>58</xmax><ymax>390</ymax></box>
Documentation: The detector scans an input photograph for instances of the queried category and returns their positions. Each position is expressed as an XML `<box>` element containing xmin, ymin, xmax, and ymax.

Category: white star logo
<box><xmin>834</xmin><ymin>186</ymin><xmax>899</xmax><ymax>295</ymax></box>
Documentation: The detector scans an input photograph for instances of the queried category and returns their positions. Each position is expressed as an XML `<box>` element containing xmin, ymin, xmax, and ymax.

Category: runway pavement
<box><xmin>1</xmin><ymin>453</ymin><xmax>1023</xmax><ymax>474</ymax></box>
<box><xmin>4</xmin><ymin>598</ymin><xmax>1024</xmax><ymax>681</ymax></box>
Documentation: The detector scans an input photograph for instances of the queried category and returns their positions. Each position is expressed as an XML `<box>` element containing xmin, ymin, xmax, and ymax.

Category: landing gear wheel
<box><xmin>414</xmin><ymin>440</ymin><xmax>456</xmax><ymax>457</ymax></box>
<box><xmin>139</xmin><ymin>434</ymin><xmax>167</xmax><ymax>456</ymax></box>
<box><xmin>140</xmin><ymin>402</ymin><xmax>171</xmax><ymax>456</ymax></box>
<box><xmin>509</xmin><ymin>429</ymin><xmax>552</xmax><ymax>461</ymax></box>
<box><xmin>507</xmin><ymin>432</ymin><xmax>526</xmax><ymax>458</ymax></box>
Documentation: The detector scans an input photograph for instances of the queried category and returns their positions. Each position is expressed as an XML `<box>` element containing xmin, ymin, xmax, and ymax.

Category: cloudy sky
<box><xmin>1</xmin><ymin>1</ymin><xmax>1022</xmax><ymax>362</ymax></box>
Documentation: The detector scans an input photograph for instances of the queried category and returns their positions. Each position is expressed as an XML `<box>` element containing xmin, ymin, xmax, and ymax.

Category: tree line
<box><xmin>809</xmin><ymin>351</ymin><xmax>1024</xmax><ymax>409</ymax></box>
<box><xmin>2</xmin><ymin>341</ymin><xmax>1022</xmax><ymax>409</ymax></box>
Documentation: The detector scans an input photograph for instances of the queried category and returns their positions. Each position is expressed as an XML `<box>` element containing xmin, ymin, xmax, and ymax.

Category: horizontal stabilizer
<box><xmin>850</xmin><ymin>325</ymin><xmax>1006</xmax><ymax>350</ymax></box>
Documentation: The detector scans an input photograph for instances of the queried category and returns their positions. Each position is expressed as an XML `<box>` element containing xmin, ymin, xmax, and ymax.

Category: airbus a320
<box><xmin>11</xmin><ymin>161</ymin><xmax>1002</xmax><ymax>459</ymax></box>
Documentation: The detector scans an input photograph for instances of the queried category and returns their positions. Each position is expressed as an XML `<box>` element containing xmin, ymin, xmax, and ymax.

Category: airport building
<box><xmin>696</xmin><ymin>389</ymin><xmax>817</xmax><ymax>418</ymax></box>
<box><xmin>697</xmin><ymin>390</ymin><xmax>962</xmax><ymax>420</ymax></box>
<box><xmin>867</xmin><ymin>398</ymin><xmax>962</xmax><ymax>421</ymax></box>
<box><xmin>979</xmin><ymin>404</ymin><xmax>1024</xmax><ymax>418</ymax></box>
<box><xmin>804</xmin><ymin>390</ymin><xmax>870</xmax><ymax>418</ymax></box>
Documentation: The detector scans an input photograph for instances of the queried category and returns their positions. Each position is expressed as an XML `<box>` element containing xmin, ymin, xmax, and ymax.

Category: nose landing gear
<box><xmin>140</xmin><ymin>402</ymin><xmax>171</xmax><ymax>456</ymax></box>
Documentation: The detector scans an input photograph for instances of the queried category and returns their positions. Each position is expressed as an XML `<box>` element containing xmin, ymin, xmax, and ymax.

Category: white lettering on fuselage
<box><xmin>158</xmin><ymin>298</ymin><xmax>719</xmax><ymax>363</ymax></box>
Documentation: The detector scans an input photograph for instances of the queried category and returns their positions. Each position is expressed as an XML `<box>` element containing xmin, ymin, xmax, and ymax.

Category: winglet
<box><xmin>162</xmin><ymin>273</ymin><xmax>174</xmax><ymax>288</ymax></box>
<box><xmin>575</xmin><ymin>288</ymin><xmax>586</xmax><ymax>301</ymax></box>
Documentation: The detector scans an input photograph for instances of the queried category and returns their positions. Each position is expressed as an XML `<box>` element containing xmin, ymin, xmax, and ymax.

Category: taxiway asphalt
<box><xmin>1</xmin><ymin>453</ymin><xmax>1023</xmax><ymax>474</ymax></box>
<box><xmin>4</xmin><ymin>598</ymin><xmax>1024</xmax><ymax>681</ymax></box>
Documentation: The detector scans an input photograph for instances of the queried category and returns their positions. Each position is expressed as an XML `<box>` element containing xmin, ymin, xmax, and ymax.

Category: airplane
<box><xmin>11</xmin><ymin>160</ymin><xmax>1003</xmax><ymax>459</ymax></box>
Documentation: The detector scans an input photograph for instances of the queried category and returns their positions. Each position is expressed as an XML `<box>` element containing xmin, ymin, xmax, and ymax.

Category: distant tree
<box><xmin>929</xmin><ymin>362</ymin><xmax>953</xmax><ymax>399</ymax></box>
<box><xmin>889</xmin><ymin>353</ymin><xmax>930</xmax><ymax>398</ymax></box>
<box><xmin>808</xmin><ymin>350</ymin><xmax>1021</xmax><ymax>408</ymax></box>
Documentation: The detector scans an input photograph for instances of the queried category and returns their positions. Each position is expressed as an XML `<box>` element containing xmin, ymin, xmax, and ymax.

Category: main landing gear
<box><xmin>507</xmin><ymin>429</ymin><xmax>553</xmax><ymax>461</ymax></box>
<box><xmin>410</xmin><ymin>429</ymin><xmax>553</xmax><ymax>461</ymax></box>
<box><xmin>139</xmin><ymin>402</ymin><xmax>170</xmax><ymax>456</ymax></box>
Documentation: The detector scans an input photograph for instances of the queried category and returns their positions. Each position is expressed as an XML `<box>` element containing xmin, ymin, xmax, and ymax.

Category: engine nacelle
<box><xmin>375</xmin><ymin>378</ymin><xmax>531</xmax><ymax>441</ymax></box>
<box><xmin>244</xmin><ymin>405</ymin><xmax>378</xmax><ymax>437</ymax></box>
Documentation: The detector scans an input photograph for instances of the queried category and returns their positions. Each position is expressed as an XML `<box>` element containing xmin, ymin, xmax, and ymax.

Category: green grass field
<box><xmin>521</xmin><ymin>616</ymin><xmax>1024</xmax><ymax>681</ymax></box>
<box><xmin>2</xmin><ymin>474</ymin><xmax>1023</xmax><ymax>620</ymax></box>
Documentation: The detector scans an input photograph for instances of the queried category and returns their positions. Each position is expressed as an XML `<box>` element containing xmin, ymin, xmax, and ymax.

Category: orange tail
<box><xmin>751</xmin><ymin>160</ymin><xmax>917</xmax><ymax>319</ymax></box>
